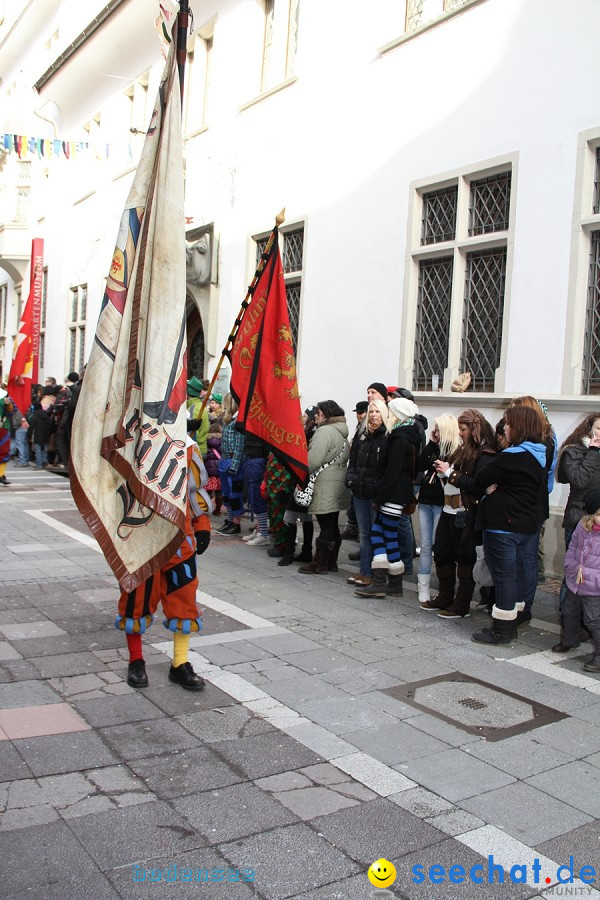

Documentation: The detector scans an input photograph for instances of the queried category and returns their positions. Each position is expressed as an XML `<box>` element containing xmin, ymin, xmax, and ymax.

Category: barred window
<box><xmin>413</xmin><ymin>257</ymin><xmax>453</xmax><ymax>391</ymax></box>
<box><xmin>582</xmin><ymin>231</ymin><xmax>600</xmax><ymax>394</ymax></box>
<box><xmin>255</xmin><ymin>225</ymin><xmax>304</xmax><ymax>350</ymax></box>
<box><xmin>406</xmin><ymin>0</ymin><xmax>472</xmax><ymax>32</ymax></box>
<box><xmin>421</xmin><ymin>186</ymin><xmax>457</xmax><ymax>245</ymax></box>
<box><xmin>68</xmin><ymin>284</ymin><xmax>87</xmax><ymax>374</ymax></box>
<box><xmin>461</xmin><ymin>248</ymin><xmax>507</xmax><ymax>392</ymax></box>
<box><xmin>468</xmin><ymin>172</ymin><xmax>511</xmax><ymax>236</ymax></box>
<box><xmin>593</xmin><ymin>147</ymin><xmax>600</xmax><ymax>215</ymax></box>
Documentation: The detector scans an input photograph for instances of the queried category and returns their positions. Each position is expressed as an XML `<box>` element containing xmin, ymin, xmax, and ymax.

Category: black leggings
<box><xmin>316</xmin><ymin>512</ymin><xmax>341</xmax><ymax>544</ymax></box>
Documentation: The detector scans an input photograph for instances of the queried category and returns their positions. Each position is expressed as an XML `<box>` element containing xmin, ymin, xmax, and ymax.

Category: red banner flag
<box><xmin>8</xmin><ymin>238</ymin><xmax>43</xmax><ymax>414</ymax></box>
<box><xmin>228</xmin><ymin>229</ymin><xmax>308</xmax><ymax>483</ymax></box>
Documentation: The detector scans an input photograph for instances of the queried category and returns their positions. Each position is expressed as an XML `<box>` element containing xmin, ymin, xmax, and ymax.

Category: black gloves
<box><xmin>195</xmin><ymin>531</ymin><xmax>210</xmax><ymax>555</ymax></box>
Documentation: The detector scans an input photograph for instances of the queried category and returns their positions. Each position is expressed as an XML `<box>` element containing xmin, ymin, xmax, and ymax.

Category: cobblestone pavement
<box><xmin>2</xmin><ymin>467</ymin><xmax>600</xmax><ymax>899</ymax></box>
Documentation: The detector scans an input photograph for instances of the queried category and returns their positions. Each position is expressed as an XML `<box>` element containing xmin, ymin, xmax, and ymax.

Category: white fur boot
<box><xmin>417</xmin><ymin>574</ymin><xmax>431</xmax><ymax>606</ymax></box>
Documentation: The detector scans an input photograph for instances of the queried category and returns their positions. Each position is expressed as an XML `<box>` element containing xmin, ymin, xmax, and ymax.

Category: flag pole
<box><xmin>176</xmin><ymin>0</ymin><xmax>190</xmax><ymax>107</ymax></box>
<box><xmin>197</xmin><ymin>208</ymin><xmax>285</xmax><ymax>415</ymax></box>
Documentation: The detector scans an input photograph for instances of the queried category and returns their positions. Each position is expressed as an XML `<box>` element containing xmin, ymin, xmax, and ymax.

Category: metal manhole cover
<box><xmin>383</xmin><ymin>672</ymin><xmax>567</xmax><ymax>741</ymax></box>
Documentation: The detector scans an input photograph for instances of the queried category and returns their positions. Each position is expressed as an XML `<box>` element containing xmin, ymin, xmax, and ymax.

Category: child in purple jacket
<box><xmin>562</xmin><ymin>489</ymin><xmax>600</xmax><ymax>672</ymax></box>
<box><xmin>205</xmin><ymin>422</ymin><xmax>222</xmax><ymax>515</ymax></box>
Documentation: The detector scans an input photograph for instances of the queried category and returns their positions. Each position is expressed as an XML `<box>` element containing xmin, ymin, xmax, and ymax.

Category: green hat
<box><xmin>212</xmin><ymin>392</ymin><xmax>223</xmax><ymax>403</ymax></box>
<box><xmin>187</xmin><ymin>375</ymin><xmax>204</xmax><ymax>398</ymax></box>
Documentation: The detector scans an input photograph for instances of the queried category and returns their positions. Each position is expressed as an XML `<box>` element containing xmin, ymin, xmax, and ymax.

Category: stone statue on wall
<box><xmin>186</xmin><ymin>232</ymin><xmax>212</xmax><ymax>287</ymax></box>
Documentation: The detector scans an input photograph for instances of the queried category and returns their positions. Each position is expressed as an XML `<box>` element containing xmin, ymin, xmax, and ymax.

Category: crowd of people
<box><xmin>0</xmin><ymin>371</ymin><xmax>83</xmax><ymax>480</ymax></box>
<box><xmin>186</xmin><ymin>376</ymin><xmax>600</xmax><ymax>674</ymax></box>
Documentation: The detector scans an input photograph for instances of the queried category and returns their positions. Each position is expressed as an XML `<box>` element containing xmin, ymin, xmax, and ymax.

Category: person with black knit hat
<box><xmin>367</xmin><ymin>383</ymin><xmax>388</xmax><ymax>405</ymax></box>
<box><xmin>560</xmin><ymin>489</ymin><xmax>600</xmax><ymax>671</ymax></box>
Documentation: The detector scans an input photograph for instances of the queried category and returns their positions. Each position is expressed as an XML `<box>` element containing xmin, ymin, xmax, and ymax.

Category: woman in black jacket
<box><xmin>355</xmin><ymin>397</ymin><xmax>421</xmax><ymax>599</ymax></box>
<box><xmin>427</xmin><ymin>409</ymin><xmax>496</xmax><ymax>618</ymax></box>
<box><xmin>468</xmin><ymin>406</ymin><xmax>546</xmax><ymax>644</ymax></box>
<box><xmin>345</xmin><ymin>400</ymin><xmax>389</xmax><ymax>587</ymax></box>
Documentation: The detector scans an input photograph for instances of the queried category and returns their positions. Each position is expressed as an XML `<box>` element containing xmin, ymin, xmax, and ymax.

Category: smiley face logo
<box><xmin>367</xmin><ymin>858</ymin><xmax>397</xmax><ymax>888</ymax></box>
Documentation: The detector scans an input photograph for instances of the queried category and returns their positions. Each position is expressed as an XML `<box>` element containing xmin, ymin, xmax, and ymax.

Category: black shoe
<box><xmin>348</xmin><ymin>551</ymin><xmax>360</xmax><ymax>561</ymax></box>
<box><xmin>268</xmin><ymin>547</ymin><xmax>284</xmax><ymax>558</ymax></box>
<box><xmin>278</xmin><ymin>555</ymin><xmax>294</xmax><ymax>566</ymax></box>
<box><xmin>552</xmin><ymin>642</ymin><xmax>579</xmax><ymax>653</ymax></box>
<box><xmin>127</xmin><ymin>658</ymin><xmax>148</xmax><ymax>688</ymax></box>
<box><xmin>169</xmin><ymin>661</ymin><xmax>205</xmax><ymax>691</ymax></box>
<box><xmin>216</xmin><ymin>521</ymin><xmax>232</xmax><ymax>534</ymax></box>
<box><xmin>0</xmin><ymin>475</ymin><xmax>10</xmax><ymax>485</ymax></box>
<box><xmin>472</xmin><ymin>618</ymin><xmax>517</xmax><ymax>644</ymax></box>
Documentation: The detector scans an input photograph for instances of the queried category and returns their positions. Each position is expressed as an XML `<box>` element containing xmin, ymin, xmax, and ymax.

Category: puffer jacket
<box><xmin>564</xmin><ymin>520</ymin><xmax>600</xmax><ymax>596</ymax></box>
<box><xmin>308</xmin><ymin>417</ymin><xmax>350</xmax><ymax>514</ymax></box>
<box><xmin>557</xmin><ymin>443</ymin><xmax>600</xmax><ymax>533</ymax></box>
<box><xmin>345</xmin><ymin>423</ymin><xmax>388</xmax><ymax>500</ymax></box>
<box><xmin>374</xmin><ymin>421</ymin><xmax>422</xmax><ymax>507</ymax></box>
<box><xmin>205</xmin><ymin>435</ymin><xmax>222</xmax><ymax>479</ymax></box>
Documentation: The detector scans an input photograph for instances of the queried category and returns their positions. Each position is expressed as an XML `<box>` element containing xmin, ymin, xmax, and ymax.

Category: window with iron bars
<box><xmin>255</xmin><ymin>226</ymin><xmax>303</xmax><ymax>351</ymax></box>
<box><xmin>468</xmin><ymin>172</ymin><xmax>511</xmax><ymax>236</ymax></box>
<box><xmin>413</xmin><ymin>257</ymin><xmax>453</xmax><ymax>390</ymax></box>
<box><xmin>421</xmin><ymin>186</ymin><xmax>458</xmax><ymax>245</ymax></box>
<box><xmin>68</xmin><ymin>284</ymin><xmax>87</xmax><ymax>374</ymax></box>
<box><xmin>406</xmin><ymin>0</ymin><xmax>473</xmax><ymax>33</ymax></box>
<box><xmin>582</xmin><ymin>231</ymin><xmax>600</xmax><ymax>394</ymax></box>
<box><xmin>460</xmin><ymin>248</ymin><xmax>507</xmax><ymax>392</ymax></box>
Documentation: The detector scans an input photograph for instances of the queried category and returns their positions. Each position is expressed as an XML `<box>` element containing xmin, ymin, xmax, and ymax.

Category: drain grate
<box><xmin>459</xmin><ymin>697</ymin><xmax>487</xmax><ymax>711</ymax></box>
<box><xmin>383</xmin><ymin>672</ymin><xmax>567</xmax><ymax>741</ymax></box>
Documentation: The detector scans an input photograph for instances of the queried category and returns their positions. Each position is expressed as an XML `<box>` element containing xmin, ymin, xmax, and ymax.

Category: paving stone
<box><xmin>273</xmin><ymin>784</ymin><xmax>360</xmax><ymax>819</ymax></box>
<box><xmin>0</xmin><ymin>679</ymin><xmax>62</xmax><ymax>708</ymax></box>
<box><xmin>220</xmin><ymin>822</ymin><xmax>360</xmax><ymax>898</ymax></box>
<box><xmin>465</xmin><ymin>732</ymin><xmax>576</xmax><ymax>778</ymax></box>
<box><xmin>459</xmin><ymin>781</ymin><xmax>592</xmax><ymax>844</ymax></box>
<box><xmin>0</xmin><ymin>820</ymin><xmax>98</xmax><ymax>893</ymax></box>
<box><xmin>178</xmin><ymin>704</ymin><xmax>274</xmax><ymax>743</ymax></box>
<box><xmin>298</xmin><ymin>762</ymin><xmax>349</xmax><ymax>785</ymax></box>
<box><xmin>59</xmin><ymin>794</ymin><xmax>116</xmax><ymax>819</ymax></box>
<box><xmin>211</xmin><ymin>730</ymin><xmax>321</xmax><ymax>779</ymax></box>
<box><xmin>0</xmin><ymin>740</ymin><xmax>32</xmax><ymax>780</ymax></box>
<box><xmin>31</xmin><ymin>651</ymin><xmax>109</xmax><ymax>678</ymax></box>
<box><xmin>312</xmin><ymin>797</ymin><xmax>445</xmax><ymax>867</ymax></box>
<box><xmin>278</xmin><ymin>721</ymin><xmax>355</xmax><ymax>759</ymax></box>
<box><xmin>0</xmin><ymin>620</ymin><xmax>66</xmax><ymax>640</ymax></box>
<box><xmin>532</xmin><ymin>717</ymin><xmax>600</xmax><ymax>758</ymax></box>
<box><xmin>71</xmin><ymin>693</ymin><xmax>165</xmax><ymax>727</ymax></box>
<box><xmin>69</xmin><ymin>800</ymin><xmax>204</xmax><ymax>868</ymax></box>
<box><xmin>299</xmin><ymin>696</ymin><xmax>399</xmax><ymax>735</ymax></box>
<box><xmin>255</xmin><ymin>771</ymin><xmax>313</xmax><ymax>792</ymax></box>
<box><xmin>1</xmin><ymin>872</ymin><xmax>122</xmax><ymax>899</ymax></box>
<box><xmin>141</xmin><ymin>680</ymin><xmax>236</xmax><ymax>715</ymax></box>
<box><xmin>399</xmin><ymin>747</ymin><xmax>516</xmax><ymax>802</ymax></box>
<box><xmin>388</xmin><ymin>785</ymin><xmax>455</xmax><ymax>818</ymax></box>
<box><xmin>0</xmin><ymin>702</ymin><xmax>90</xmax><ymax>739</ymax></box>
<box><xmin>0</xmin><ymin>658</ymin><xmax>40</xmax><ymax>681</ymax></box>
<box><xmin>85</xmin><ymin>764</ymin><xmax>149</xmax><ymax>795</ymax></box>
<box><xmin>48</xmin><ymin>673</ymin><xmax>107</xmax><ymax>697</ymax></box>
<box><xmin>391</xmin><ymin>836</ymin><xmax>533</xmax><ymax>899</ymax></box>
<box><xmin>0</xmin><ymin>643</ymin><xmax>21</xmax><ymax>661</ymax></box>
<box><xmin>403</xmin><ymin>712</ymin><xmax>485</xmax><ymax>747</ymax></box>
<box><xmin>425</xmin><ymin>808</ymin><xmax>485</xmax><ymax>836</ymax></box>
<box><xmin>261</xmin><ymin>673</ymin><xmax>348</xmax><ymax>711</ymax></box>
<box><xmin>280</xmin><ymin>647</ymin><xmax>364</xmax><ymax>674</ymax></box>
<box><xmin>2</xmin><ymin>777</ymin><xmax>44</xmax><ymax>808</ymax></box>
<box><xmin>98</xmin><ymin>718</ymin><xmax>199</xmax><ymax>761</ymax></box>
<box><xmin>344</xmin><ymin>720</ymin><xmax>450</xmax><ymax>766</ymax></box>
<box><xmin>0</xmin><ymin>802</ymin><xmax>60</xmax><ymax>831</ymax></box>
<box><xmin>536</xmin><ymin>819</ymin><xmax>600</xmax><ymax>875</ymax></box>
<box><xmin>174</xmin><ymin>781</ymin><xmax>298</xmax><ymax>843</ymax></box>
<box><xmin>525</xmin><ymin>760</ymin><xmax>600</xmax><ymax>817</ymax></box>
<box><xmin>129</xmin><ymin>746</ymin><xmax>245</xmax><ymax>799</ymax></box>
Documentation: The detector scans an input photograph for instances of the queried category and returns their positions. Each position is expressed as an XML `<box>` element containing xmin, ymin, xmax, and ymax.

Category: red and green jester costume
<box><xmin>116</xmin><ymin>440</ymin><xmax>212</xmax><ymax>691</ymax></box>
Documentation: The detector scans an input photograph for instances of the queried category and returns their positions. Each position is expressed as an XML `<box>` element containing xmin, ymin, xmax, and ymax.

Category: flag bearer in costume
<box><xmin>117</xmin><ymin>438</ymin><xmax>212</xmax><ymax>691</ymax></box>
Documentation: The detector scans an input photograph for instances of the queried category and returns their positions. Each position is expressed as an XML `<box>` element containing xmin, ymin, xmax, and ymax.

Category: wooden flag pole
<box><xmin>196</xmin><ymin>208</ymin><xmax>285</xmax><ymax>416</ymax></box>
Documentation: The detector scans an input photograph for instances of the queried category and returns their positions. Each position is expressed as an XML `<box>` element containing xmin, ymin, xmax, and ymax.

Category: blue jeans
<box><xmin>15</xmin><ymin>429</ymin><xmax>29</xmax><ymax>464</ymax></box>
<box><xmin>354</xmin><ymin>497</ymin><xmax>376</xmax><ymax>576</ymax></box>
<box><xmin>244</xmin><ymin>457</ymin><xmax>267</xmax><ymax>516</ymax></box>
<box><xmin>418</xmin><ymin>504</ymin><xmax>442</xmax><ymax>576</ymax></box>
<box><xmin>34</xmin><ymin>443</ymin><xmax>48</xmax><ymax>468</ymax></box>
<box><xmin>397</xmin><ymin>513</ymin><xmax>414</xmax><ymax>574</ymax></box>
<box><xmin>483</xmin><ymin>531</ymin><xmax>537</xmax><ymax>616</ymax></box>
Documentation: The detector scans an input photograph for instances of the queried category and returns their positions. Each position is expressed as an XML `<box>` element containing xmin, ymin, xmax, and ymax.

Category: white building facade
<box><xmin>1</xmin><ymin>0</ymin><xmax>600</xmax><ymax>571</ymax></box>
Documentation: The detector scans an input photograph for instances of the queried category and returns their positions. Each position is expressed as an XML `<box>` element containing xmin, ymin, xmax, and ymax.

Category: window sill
<box><xmin>414</xmin><ymin>392</ymin><xmax>600</xmax><ymax>412</ymax></box>
<box><xmin>239</xmin><ymin>76</ymin><xmax>298</xmax><ymax>113</ymax></box>
<box><xmin>184</xmin><ymin>125</ymin><xmax>209</xmax><ymax>140</ymax></box>
<box><xmin>378</xmin><ymin>0</ymin><xmax>489</xmax><ymax>57</ymax></box>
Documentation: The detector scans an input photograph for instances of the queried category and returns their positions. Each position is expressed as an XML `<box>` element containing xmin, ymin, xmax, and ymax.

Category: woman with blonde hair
<box><xmin>416</xmin><ymin>414</ymin><xmax>461</xmax><ymax>606</ymax></box>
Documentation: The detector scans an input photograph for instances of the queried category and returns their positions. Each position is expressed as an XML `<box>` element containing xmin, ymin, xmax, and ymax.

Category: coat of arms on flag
<box><xmin>70</xmin><ymin>36</ymin><xmax>189</xmax><ymax>592</ymax></box>
<box><xmin>227</xmin><ymin>226</ymin><xmax>308</xmax><ymax>485</ymax></box>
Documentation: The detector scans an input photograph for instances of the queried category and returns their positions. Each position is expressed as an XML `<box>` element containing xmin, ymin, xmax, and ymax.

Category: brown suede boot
<box><xmin>421</xmin><ymin>563</ymin><xmax>456</xmax><ymax>610</ymax></box>
<box><xmin>298</xmin><ymin>538</ymin><xmax>333</xmax><ymax>574</ymax></box>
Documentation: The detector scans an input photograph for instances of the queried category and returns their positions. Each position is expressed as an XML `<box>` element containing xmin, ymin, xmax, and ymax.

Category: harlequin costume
<box><xmin>263</xmin><ymin>452</ymin><xmax>293</xmax><ymax>554</ymax></box>
<box><xmin>116</xmin><ymin>439</ymin><xmax>212</xmax><ymax>690</ymax></box>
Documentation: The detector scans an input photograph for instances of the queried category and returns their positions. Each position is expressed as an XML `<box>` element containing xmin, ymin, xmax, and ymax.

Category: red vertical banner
<box><xmin>30</xmin><ymin>238</ymin><xmax>44</xmax><ymax>384</ymax></box>
<box><xmin>8</xmin><ymin>237</ymin><xmax>43</xmax><ymax>415</ymax></box>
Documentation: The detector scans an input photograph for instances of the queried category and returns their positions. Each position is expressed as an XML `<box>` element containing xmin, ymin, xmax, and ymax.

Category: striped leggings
<box><xmin>370</xmin><ymin>511</ymin><xmax>402</xmax><ymax>564</ymax></box>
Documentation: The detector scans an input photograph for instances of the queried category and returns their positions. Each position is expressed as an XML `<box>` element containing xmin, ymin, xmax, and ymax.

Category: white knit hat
<box><xmin>388</xmin><ymin>397</ymin><xmax>418</xmax><ymax>425</ymax></box>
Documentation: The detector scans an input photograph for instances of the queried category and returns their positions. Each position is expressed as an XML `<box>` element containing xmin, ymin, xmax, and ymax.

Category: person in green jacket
<box><xmin>186</xmin><ymin>376</ymin><xmax>210</xmax><ymax>457</ymax></box>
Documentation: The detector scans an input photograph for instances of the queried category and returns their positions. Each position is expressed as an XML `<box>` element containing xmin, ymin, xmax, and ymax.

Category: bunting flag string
<box><xmin>1</xmin><ymin>133</ymin><xmax>125</xmax><ymax>161</ymax></box>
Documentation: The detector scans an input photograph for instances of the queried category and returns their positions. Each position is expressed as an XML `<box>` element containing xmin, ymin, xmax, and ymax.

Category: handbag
<box><xmin>293</xmin><ymin>444</ymin><xmax>347</xmax><ymax>508</ymax></box>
